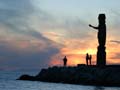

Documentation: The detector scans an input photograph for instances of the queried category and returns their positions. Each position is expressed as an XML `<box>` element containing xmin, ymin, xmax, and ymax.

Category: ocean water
<box><xmin>0</xmin><ymin>71</ymin><xmax>120</xmax><ymax>90</ymax></box>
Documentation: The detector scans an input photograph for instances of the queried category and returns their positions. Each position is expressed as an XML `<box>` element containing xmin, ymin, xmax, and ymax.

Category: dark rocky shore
<box><xmin>17</xmin><ymin>65</ymin><xmax>120</xmax><ymax>87</ymax></box>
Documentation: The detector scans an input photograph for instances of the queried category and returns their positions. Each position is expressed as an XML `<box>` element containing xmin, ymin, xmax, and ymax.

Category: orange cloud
<box><xmin>49</xmin><ymin>38</ymin><xmax>97</xmax><ymax>66</ymax></box>
<box><xmin>49</xmin><ymin>33</ymin><xmax>120</xmax><ymax>66</ymax></box>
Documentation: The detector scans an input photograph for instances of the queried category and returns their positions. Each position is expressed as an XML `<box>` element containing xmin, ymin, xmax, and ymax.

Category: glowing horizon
<box><xmin>0</xmin><ymin>0</ymin><xmax>120</xmax><ymax>70</ymax></box>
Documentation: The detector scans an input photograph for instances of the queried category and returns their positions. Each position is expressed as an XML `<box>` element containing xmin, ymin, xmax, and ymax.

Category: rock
<box><xmin>17</xmin><ymin>74</ymin><xmax>36</xmax><ymax>81</ymax></box>
<box><xmin>17</xmin><ymin>65</ymin><xmax>120</xmax><ymax>86</ymax></box>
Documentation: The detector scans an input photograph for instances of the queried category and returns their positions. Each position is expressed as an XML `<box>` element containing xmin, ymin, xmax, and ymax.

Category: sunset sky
<box><xmin>0</xmin><ymin>0</ymin><xmax>120</xmax><ymax>71</ymax></box>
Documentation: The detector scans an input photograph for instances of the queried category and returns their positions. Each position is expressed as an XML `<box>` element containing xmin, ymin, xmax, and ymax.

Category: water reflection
<box><xmin>94</xmin><ymin>86</ymin><xmax>104</xmax><ymax>90</ymax></box>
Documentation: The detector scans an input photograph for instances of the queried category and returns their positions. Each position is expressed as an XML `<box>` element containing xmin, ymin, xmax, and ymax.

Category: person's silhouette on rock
<box><xmin>86</xmin><ymin>53</ymin><xmax>89</xmax><ymax>66</ymax></box>
<box><xmin>89</xmin><ymin>55</ymin><xmax>92</xmax><ymax>65</ymax></box>
<box><xmin>63</xmin><ymin>56</ymin><xmax>67</xmax><ymax>66</ymax></box>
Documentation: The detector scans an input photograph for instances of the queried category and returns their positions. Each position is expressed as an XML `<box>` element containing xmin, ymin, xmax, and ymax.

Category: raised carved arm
<box><xmin>89</xmin><ymin>24</ymin><xmax>98</xmax><ymax>29</ymax></box>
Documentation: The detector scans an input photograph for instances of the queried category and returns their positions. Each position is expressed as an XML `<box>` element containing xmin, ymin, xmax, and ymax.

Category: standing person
<box><xmin>89</xmin><ymin>55</ymin><xmax>92</xmax><ymax>65</ymax></box>
<box><xmin>86</xmin><ymin>53</ymin><xmax>89</xmax><ymax>66</ymax></box>
<box><xmin>63</xmin><ymin>56</ymin><xmax>67</xmax><ymax>66</ymax></box>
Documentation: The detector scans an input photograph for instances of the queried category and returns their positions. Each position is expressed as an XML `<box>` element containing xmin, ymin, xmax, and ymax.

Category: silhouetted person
<box><xmin>89</xmin><ymin>55</ymin><xmax>92</xmax><ymax>65</ymax></box>
<box><xmin>63</xmin><ymin>56</ymin><xmax>67</xmax><ymax>66</ymax></box>
<box><xmin>89</xmin><ymin>14</ymin><xmax>106</xmax><ymax>66</ymax></box>
<box><xmin>86</xmin><ymin>53</ymin><xmax>89</xmax><ymax>66</ymax></box>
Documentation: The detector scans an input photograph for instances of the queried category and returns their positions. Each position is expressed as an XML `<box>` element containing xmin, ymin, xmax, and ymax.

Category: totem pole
<box><xmin>89</xmin><ymin>14</ymin><xmax>106</xmax><ymax>67</ymax></box>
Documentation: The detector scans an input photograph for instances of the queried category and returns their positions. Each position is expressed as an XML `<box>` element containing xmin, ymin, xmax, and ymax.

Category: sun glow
<box><xmin>85</xmin><ymin>49</ymin><xmax>96</xmax><ymax>55</ymax></box>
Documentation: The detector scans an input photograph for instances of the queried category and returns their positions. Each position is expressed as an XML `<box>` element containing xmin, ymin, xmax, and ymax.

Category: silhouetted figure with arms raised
<box><xmin>89</xmin><ymin>14</ymin><xmax>106</xmax><ymax>67</ymax></box>
<box><xmin>86</xmin><ymin>53</ymin><xmax>89</xmax><ymax>66</ymax></box>
<box><xmin>63</xmin><ymin>56</ymin><xmax>67</xmax><ymax>66</ymax></box>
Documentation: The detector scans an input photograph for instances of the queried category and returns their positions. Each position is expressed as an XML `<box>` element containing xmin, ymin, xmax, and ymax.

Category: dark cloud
<box><xmin>0</xmin><ymin>32</ymin><xmax>60</xmax><ymax>71</ymax></box>
<box><xmin>0</xmin><ymin>0</ymin><xmax>61</xmax><ymax>71</ymax></box>
<box><xmin>110</xmin><ymin>53</ymin><xmax>120</xmax><ymax>60</ymax></box>
<box><xmin>0</xmin><ymin>0</ymin><xmax>52</xmax><ymax>39</ymax></box>
<box><xmin>0</xmin><ymin>0</ymin><xmax>35</xmax><ymax>36</ymax></box>
<box><xmin>0</xmin><ymin>0</ymin><xmax>57</xmax><ymax>40</ymax></box>
<box><xmin>0</xmin><ymin>0</ymin><xmax>33</xmax><ymax>11</ymax></box>
<box><xmin>0</xmin><ymin>45</ymin><xmax>59</xmax><ymax>71</ymax></box>
<box><xmin>110</xmin><ymin>40</ymin><xmax>120</xmax><ymax>44</ymax></box>
<box><xmin>0</xmin><ymin>0</ymin><xmax>34</xmax><ymax>22</ymax></box>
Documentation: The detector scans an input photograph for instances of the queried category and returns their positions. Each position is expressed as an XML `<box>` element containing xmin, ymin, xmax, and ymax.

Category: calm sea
<box><xmin>0</xmin><ymin>71</ymin><xmax>120</xmax><ymax>90</ymax></box>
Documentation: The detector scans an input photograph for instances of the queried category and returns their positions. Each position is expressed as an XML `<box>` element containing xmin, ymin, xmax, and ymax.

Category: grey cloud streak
<box><xmin>0</xmin><ymin>0</ymin><xmax>60</xmax><ymax>71</ymax></box>
<box><xmin>110</xmin><ymin>40</ymin><xmax>120</xmax><ymax>44</ymax></box>
<box><xmin>110</xmin><ymin>53</ymin><xmax>120</xmax><ymax>60</ymax></box>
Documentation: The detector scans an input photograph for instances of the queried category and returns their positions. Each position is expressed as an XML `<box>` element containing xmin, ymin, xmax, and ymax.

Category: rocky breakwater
<box><xmin>18</xmin><ymin>65</ymin><xmax>120</xmax><ymax>86</ymax></box>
